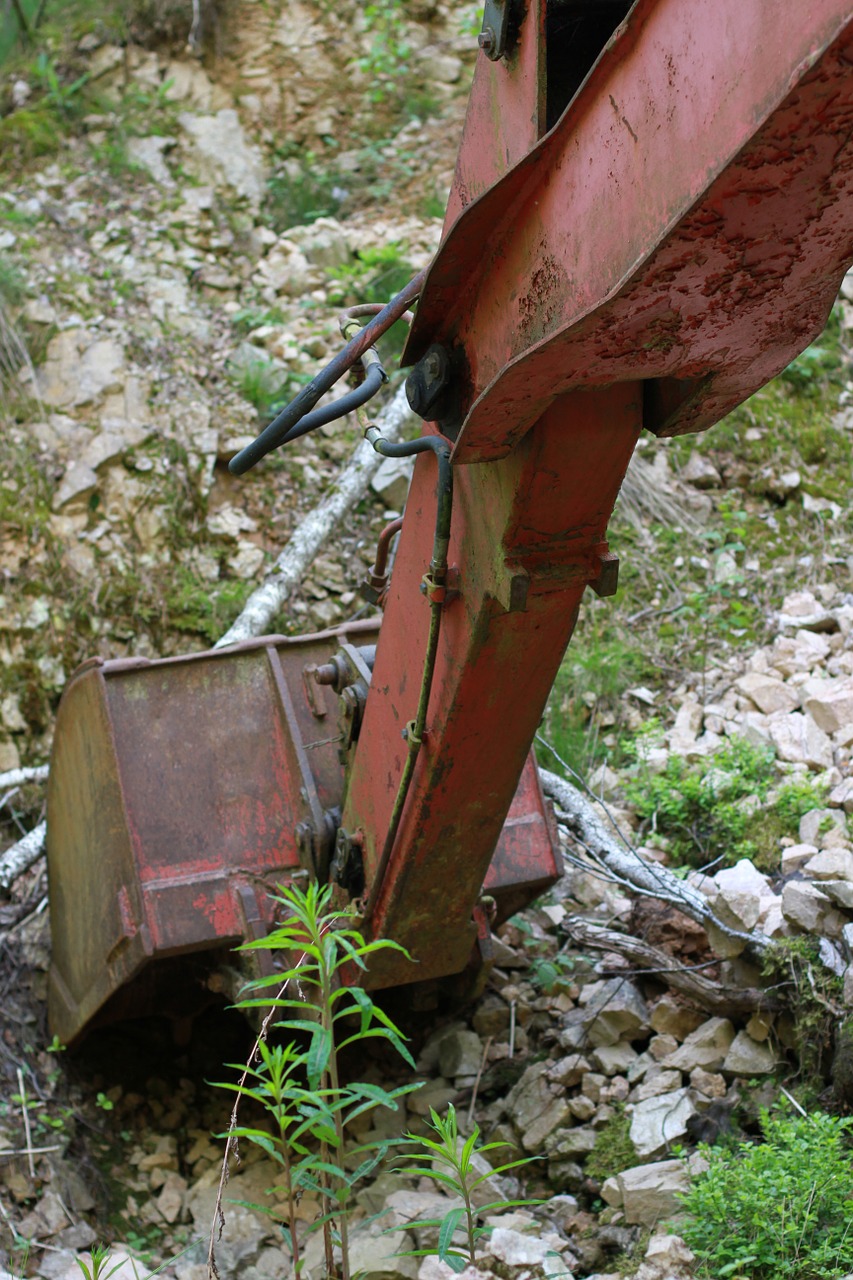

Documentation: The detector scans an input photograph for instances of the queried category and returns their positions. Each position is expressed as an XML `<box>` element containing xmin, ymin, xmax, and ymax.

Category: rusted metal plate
<box><xmin>406</xmin><ymin>0</ymin><xmax>853</xmax><ymax>461</ymax></box>
<box><xmin>47</xmin><ymin>620</ymin><xmax>559</xmax><ymax>1041</ymax></box>
<box><xmin>484</xmin><ymin>753</ymin><xmax>561</xmax><ymax>921</ymax></box>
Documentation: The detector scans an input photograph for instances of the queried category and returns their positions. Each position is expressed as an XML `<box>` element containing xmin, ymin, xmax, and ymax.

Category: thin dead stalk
<box><xmin>16</xmin><ymin>1068</ymin><xmax>35</xmax><ymax>1179</ymax></box>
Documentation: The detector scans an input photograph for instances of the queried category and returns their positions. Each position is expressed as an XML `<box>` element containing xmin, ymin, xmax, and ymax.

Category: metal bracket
<box><xmin>479</xmin><ymin>0</ymin><xmax>511</xmax><ymax>60</ymax></box>
<box><xmin>589</xmin><ymin>551</ymin><xmax>620</xmax><ymax>598</ymax></box>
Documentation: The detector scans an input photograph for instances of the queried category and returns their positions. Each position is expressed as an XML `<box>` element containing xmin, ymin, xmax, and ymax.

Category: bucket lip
<box><xmin>63</xmin><ymin>617</ymin><xmax>382</xmax><ymax>688</ymax></box>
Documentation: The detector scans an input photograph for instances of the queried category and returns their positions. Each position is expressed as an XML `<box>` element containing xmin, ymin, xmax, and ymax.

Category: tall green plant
<box><xmin>395</xmin><ymin>1104</ymin><xmax>537</xmax><ymax>1273</ymax></box>
<box><xmin>214</xmin><ymin>882</ymin><xmax>418</xmax><ymax>1280</ymax></box>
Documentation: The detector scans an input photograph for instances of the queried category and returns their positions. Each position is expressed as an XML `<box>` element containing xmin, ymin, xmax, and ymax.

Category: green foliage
<box><xmin>508</xmin><ymin>915</ymin><xmax>584</xmax><ymax>995</ymax></box>
<box><xmin>228</xmin><ymin>352</ymin><xmax>305</xmax><ymax>421</ymax></box>
<box><xmin>74</xmin><ymin>1244</ymin><xmax>127</xmax><ymax>1280</ymax></box>
<box><xmin>163</xmin><ymin>572</ymin><xmax>255</xmax><ymax>645</ymax></box>
<box><xmin>265</xmin><ymin>156</ymin><xmax>345</xmax><ymax>230</ymax></box>
<box><xmin>761</xmin><ymin>938</ymin><xmax>842</xmax><ymax>1087</ymax></box>
<box><xmin>220</xmin><ymin>882</ymin><xmax>418</xmax><ymax>1279</ymax></box>
<box><xmin>231</xmin><ymin>306</ymin><xmax>289</xmax><ymax>335</ymax></box>
<box><xmin>330</xmin><ymin>242</ymin><xmax>413</xmax><ymax>308</ymax></box>
<box><xmin>357</xmin><ymin>2</ymin><xmax>412</xmax><ymax>106</ymax></box>
<box><xmin>0</xmin><ymin>255</ymin><xmax>26</xmax><ymax>307</ymax></box>
<box><xmin>625</xmin><ymin>735</ymin><xmax>788</xmax><ymax>869</ymax></box>
<box><xmin>328</xmin><ymin>242</ymin><xmax>415</xmax><ymax>367</ymax></box>
<box><xmin>585</xmin><ymin>1106</ymin><xmax>636</xmax><ymax>1183</ymax></box>
<box><xmin>679</xmin><ymin>1109</ymin><xmax>853</xmax><ymax>1280</ymax></box>
<box><xmin>780</xmin><ymin>306</ymin><xmax>846</xmax><ymax>397</ymax></box>
<box><xmin>394</xmin><ymin>1104</ymin><xmax>537</xmax><ymax>1272</ymax></box>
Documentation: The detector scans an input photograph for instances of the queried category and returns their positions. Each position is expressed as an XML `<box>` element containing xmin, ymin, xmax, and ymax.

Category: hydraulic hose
<box><xmin>230</xmin><ymin>361</ymin><xmax>386</xmax><ymax>474</ymax></box>
<box><xmin>228</xmin><ymin>268</ymin><xmax>426</xmax><ymax>475</ymax></box>
<box><xmin>359</xmin><ymin>428</ymin><xmax>453</xmax><ymax>924</ymax></box>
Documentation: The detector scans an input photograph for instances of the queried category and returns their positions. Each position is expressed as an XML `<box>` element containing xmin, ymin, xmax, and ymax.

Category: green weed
<box><xmin>624</xmin><ymin>736</ymin><xmax>781</xmax><ymax>869</ymax></box>
<box><xmin>679</xmin><ymin>1108</ymin><xmax>853</xmax><ymax>1280</ymax></box>
<box><xmin>539</xmin><ymin>629</ymin><xmax>653</xmax><ymax>780</ymax></box>
<box><xmin>395</xmin><ymin>1104</ymin><xmax>537</xmax><ymax>1273</ymax></box>
<box><xmin>265</xmin><ymin>155</ymin><xmax>345</xmax><ymax>230</ymax></box>
<box><xmin>218</xmin><ymin>881</ymin><xmax>419</xmax><ymax>1280</ymax></box>
<box><xmin>761</xmin><ymin>937</ymin><xmax>842</xmax><ymax>1087</ymax></box>
<box><xmin>228</xmin><ymin>352</ymin><xmax>304</xmax><ymax>420</ymax></box>
<box><xmin>357</xmin><ymin>1</ymin><xmax>413</xmax><ymax>107</ymax></box>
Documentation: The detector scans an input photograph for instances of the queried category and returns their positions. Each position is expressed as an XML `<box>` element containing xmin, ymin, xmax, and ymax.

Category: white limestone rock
<box><xmin>629</xmin><ymin>1088</ymin><xmax>698</xmax><ymax>1159</ymax></box>
<box><xmin>663</xmin><ymin>1018</ymin><xmax>735</xmax><ymax>1073</ymax></box>
<box><xmin>602</xmin><ymin>1160</ymin><xmax>690</xmax><ymax>1227</ymax></box>
<box><xmin>735</xmin><ymin>672</ymin><xmax>799</xmax><ymax>715</ymax></box>
<box><xmin>804</xmin><ymin>847</ymin><xmax>853</xmax><ymax>882</ymax></box>
<box><xmin>768</xmin><ymin>711</ymin><xmax>833</xmax><ymax>770</ymax></box>
<box><xmin>723</xmin><ymin>1030</ymin><xmax>777</xmax><ymax>1075</ymax></box>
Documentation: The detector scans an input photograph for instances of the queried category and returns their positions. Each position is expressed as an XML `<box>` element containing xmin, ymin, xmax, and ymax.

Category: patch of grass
<box><xmin>679</xmin><ymin>1108</ymin><xmax>853</xmax><ymax>1280</ymax></box>
<box><xmin>265</xmin><ymin>152</ymin><xmax>345</xmax><ymax>230</ymax></box>
<box><xmin>230</xmin><ymin>306</ymin><xmax>289</xmax><ymax>336</ymax></box>
<box><xmin>744</xmin><ymin>776</ymin><xmax>829</xmax><ymax>868</ymax></box>
<box><xmin>227</xmin><ymin>351</ymin><xmax>305</xmax><ymax>421</ymax></box>
<box><xmin>539</xmin><ymin>625</ymin><xmax>655</xmax><ymax>780</ymax></box>
<box><xmin>327</xmin><ymin>241</ymin><xmax>415</xmax><ymax>367</ymax></box>
<box><xmin>163</xmin><ymin>572</ymin><xmax>254</xmax><ymax>645</ymax></box>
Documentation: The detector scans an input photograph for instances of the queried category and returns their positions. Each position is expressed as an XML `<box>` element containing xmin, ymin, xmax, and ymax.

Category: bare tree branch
<box><xmin>566</xmin><ymin>918</ymin><xmax>778</xmax><ymax>1016</ymax></box>
<box><xmin>0</xmin><ymin>821</ymin><xmax>46</xmax><ymax>892</ymax></box>
<box><xmin>539</xmin><ymin>767</ymin><xmax>770</xmax><ymax>959</ymax></box>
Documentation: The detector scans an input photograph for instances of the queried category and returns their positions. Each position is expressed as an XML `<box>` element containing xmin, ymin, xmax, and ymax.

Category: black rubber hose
<box><xmin>366</xmin><ymin>433</ymin><xmax>453</xmax><ymax>571</ymax></box>
<box><xmin>228</xmin><ymin>268</ymin><xmax>426</xmax><ymax>476</ymax></box>
<box><xmin>229</xmin><ymin>363</ymin><xmax>386</xmax><ymax>474</ymax></box>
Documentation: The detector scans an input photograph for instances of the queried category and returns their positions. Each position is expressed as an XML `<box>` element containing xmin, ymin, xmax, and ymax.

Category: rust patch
<box><xmin>516</xmin><ymin>252</ymin><xmax>566</xmax><ymax>351</ymax></box>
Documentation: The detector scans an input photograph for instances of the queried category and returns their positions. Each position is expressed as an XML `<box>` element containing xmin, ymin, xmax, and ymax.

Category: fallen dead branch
<box><xmin>538</xmin><ymin>767</ymin><xmax>771</xmax><ymax>960</ymax></box>
<box><xmin>565</xmin><ymin>918</ymin><xmax>778</xmax><ymax>1017</ymax></box>
<box><xmin>0</xmin><ymin>821</ymin><xmax>47</xmax><ymax>892</ymax></box>
<box><xmin>0</xmin><ymin>766</ymin><xmax>49</xmax><ymax>790</ymax></box>
<box><xmin>215</xmin><ymin>385</ymin><xmax>417</xmax><ymax>648</ymax></box>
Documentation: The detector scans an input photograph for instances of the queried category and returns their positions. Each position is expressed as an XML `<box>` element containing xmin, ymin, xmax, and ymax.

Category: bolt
<box><xmin>312</xmin><ymin>662</ymin><xmax>338</xmax><ymax>686</ymax></box>
<box><xmin>406</xmin><ymin>344</ymin><xmax>452</xmax><ymax>420</ymax></box>
<box><xmin>478</xmin><ymin>25</ymin><xmax>496</xmax><ymax>55</ymax></box>
<box><xmin>341</xmin><ymin>685</ymin><xmax>363</xmax><ymax>721</ymax></box>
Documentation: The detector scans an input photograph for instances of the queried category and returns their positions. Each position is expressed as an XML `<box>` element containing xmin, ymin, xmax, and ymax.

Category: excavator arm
<box><xmin>46</xmin><ymin>0</ymin><xmax>853</xmax><ymax>1042</ymax></box>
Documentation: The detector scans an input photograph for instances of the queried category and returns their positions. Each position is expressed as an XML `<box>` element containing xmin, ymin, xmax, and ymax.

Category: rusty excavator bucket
<box><xmin>46</xmin><ymin>621</ymin><xmax>559</xmax><ymax>1045</ymax></box>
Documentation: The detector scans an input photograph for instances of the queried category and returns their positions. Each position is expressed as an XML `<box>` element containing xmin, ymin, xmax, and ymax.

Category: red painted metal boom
<box><xmin>343</xmin><ymin>0</ymin><xmax>853</xmax><ymax>980</ymax></box>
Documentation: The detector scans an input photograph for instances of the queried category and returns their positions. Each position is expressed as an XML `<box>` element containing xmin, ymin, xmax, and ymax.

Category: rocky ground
<box><xmin>3</xmin><ymin>3</ymin><xmax>853</xmax><ymax>1279</ymax></box>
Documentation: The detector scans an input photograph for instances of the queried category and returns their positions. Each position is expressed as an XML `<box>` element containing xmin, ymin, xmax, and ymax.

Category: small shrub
<box><xmin>265</xmin><ymin>156</ymin><xmax>344</xmax><ymax>230</ymax></box>
<box><xmin>216</xmin><ymin>882</ymin><xmax>418</xmax><ymax>1279</ymax></box>
<box><xmin>679</xmin><ymin>1108</ymin><xmax>853</xmax><ymax>1280</ymax></box>
<box><xmin>761</xmin><ymin>937</ymin><xmax>842</xmax><ymax>1086</ymax></box>
<box><xmin>624</xmin><ymin>735</ymin><xmax>777</xmax><ymax>868</ymax></box>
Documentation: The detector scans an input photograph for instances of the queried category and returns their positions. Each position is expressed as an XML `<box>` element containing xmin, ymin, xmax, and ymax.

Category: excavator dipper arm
<box><xmin>341</xmin><ymin>0</ymin><xmax>853</xmax><ymax>983</ymax></box>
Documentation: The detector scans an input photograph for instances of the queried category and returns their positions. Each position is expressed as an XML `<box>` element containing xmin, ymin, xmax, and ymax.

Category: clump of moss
<box><xmin>585</xmin><ymin>1106</ymin><xmax>637</xmax><ymax>1183</ymax></box>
